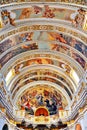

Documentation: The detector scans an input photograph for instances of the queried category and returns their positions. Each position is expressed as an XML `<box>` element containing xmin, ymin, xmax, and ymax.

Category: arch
<box><xmin>14</xmin><ymin>81</ymin><xmax>71</xmax><ymax>107</ymax></box>
<box><xmin>2</xmin><ymin>124</ymin><xmax>8</xmax><ymax>130</ymax></box>
<box><xmin>35</xmin><ymin>107</ymin><xmax>49</xmax><ymax>116</ymax></box>
<box><xmin>75</xmin><ymin>124</ymin><xmax>82</xmax><ymax>130</ymax></box>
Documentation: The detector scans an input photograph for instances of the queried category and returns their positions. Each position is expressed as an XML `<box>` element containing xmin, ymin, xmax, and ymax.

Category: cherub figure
<box><xmin>1</xmin><ymin>10</ymin><xmax>16</xmax><ymax>26</ymax></box>
<box><xmin>19</xmin><ymin>8</ymin><xmax>31</xmax><ymax>19</ymax></box>
<box><xmin>70</xmin><ymin>8</ymin><xmax>86</xmax><ymax>28</ymax></box>
<box><xmin>43</xmin><ymin>5</ymin><xmax>55</xmax><ymax>18</ymax></box>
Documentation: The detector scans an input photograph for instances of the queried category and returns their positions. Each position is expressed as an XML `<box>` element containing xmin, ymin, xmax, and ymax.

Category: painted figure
<box><xmin>1</xmin><ymin>10</ymin><xmax>16</xmax><ymax>26</ymax></box>
<box><xmin>19</xmin><ymin>8</ymin><xmax>31</xmax><ymax>19</ymax></box>
<box><xmin>43</xmin><ymin>5</ymin><xmax>55</xmax><ymax>18</ymax></box>
<box><xmin>71</xmin><ymin>8</ymin><xmax>86</xmax><ymax>28</ymax></box>
<box><xmin>36</xmin><ymin>94</ymin><xmax>44</xmax><ymax>106</ymax></box>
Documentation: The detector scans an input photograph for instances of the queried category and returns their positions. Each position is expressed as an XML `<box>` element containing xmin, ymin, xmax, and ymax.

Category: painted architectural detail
<box><xmin>0</xmin><ymin>0</ymin><xmax>87</xmax><ymax>5</ymax></box>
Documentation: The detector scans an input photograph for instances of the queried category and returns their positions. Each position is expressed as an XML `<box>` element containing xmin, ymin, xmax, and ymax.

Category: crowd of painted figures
<box><xmin>0</xmin><ymin>31</ymin><xmax>86</xmax><ymax>68</ymax></box>
<box><xmin>0</xmin><ymin>0</ymin><xmax>87</xmax><ymax>5</ymax></box>
<box><xmin>18</xmin><ymin>87</ymin><xmax>64</xmax><ymax>116</ymax></box>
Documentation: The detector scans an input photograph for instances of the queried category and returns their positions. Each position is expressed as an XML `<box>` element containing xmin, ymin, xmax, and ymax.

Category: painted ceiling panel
<box><xmin>0</xmin><ymin>31</ymin><xmax>87</xmax><ymax>57</ymax></box>
<box><xmin>16</xmin><ymin>85</ymin><xmax>68</xmax><ymax>115</ymax></box>
<box><xmin>0</xmin><ymin>41</ymin><xmax>86</xmax><ymax>69</ymax></box>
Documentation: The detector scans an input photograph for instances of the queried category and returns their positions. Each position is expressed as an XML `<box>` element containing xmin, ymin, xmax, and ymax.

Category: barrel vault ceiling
<box><xmin>0</xmin><ymin>0</ymin><xmax>87</xmax><ymax>122</ymax></box>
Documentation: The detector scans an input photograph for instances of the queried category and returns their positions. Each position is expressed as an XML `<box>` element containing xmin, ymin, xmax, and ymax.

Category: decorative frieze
<box><xmin>0</xmin><ymin>24</ymin><xmax>87</xmax><ymax>43</ymax></box>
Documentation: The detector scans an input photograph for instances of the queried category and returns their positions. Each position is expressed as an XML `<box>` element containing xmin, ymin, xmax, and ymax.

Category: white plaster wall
<box><xmin>69</xmin><ymin>112</ymin><xmax>87</xmax><ymax>130</ymax></box>
<box><xmin>78</xmin><ymin>112</ymin><xmax>87</xmax><ymax>130</ymax></box>
<box><xmin>0</xmin><ymin>117</ymin><xmax>16</xmax><ymax>130</ymax></box>
<box><xmin>0</xmin><ymin>118</ymin><xmax>9</xmax><ymax>130</ymax></box>
<box><xmin>79</xmin><ymin>119</ymin><xmax>85</xmax><ymax>130</ymax></box>
<box><xmin>84</xmin><ymin>112</ymin><xmax>87</xmax><ymax>130</ymax></box>
<box><xmin>77</xmin><ymin>113</ymin><xmax>87</xmax><ymax>130</ymax></box>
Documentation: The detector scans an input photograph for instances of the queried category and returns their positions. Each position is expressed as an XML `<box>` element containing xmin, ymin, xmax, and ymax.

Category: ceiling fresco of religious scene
<box><xmin>16</xmin><ymin>85</ymin><xmax>68</xmax><ymax>118</ymax></box>
<box><xmin>0</xmin><ymin>31</ymin><xmax>86</xmax><ymax>57</ymax></box>
<box><xmin>0</xmin><ymin>31</ymin><xmax>86</xmax><ymax>71</ymax></box>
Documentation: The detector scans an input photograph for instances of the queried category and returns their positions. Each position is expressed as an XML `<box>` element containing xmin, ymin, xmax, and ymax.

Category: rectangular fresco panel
<box><xmin>12</xmin><ymin>6</ymin><xmax>74</xmax><ymax>21</ymax></box>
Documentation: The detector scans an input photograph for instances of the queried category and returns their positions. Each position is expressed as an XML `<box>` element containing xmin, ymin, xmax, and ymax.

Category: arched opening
<box><xmin>2</xmin><ymin>124</ymin><xmax>8</xmax><ymax>130</ymax></box>
<box><xmin>35</xmin><ymin>107</ymin><xmax>49</xmax><ymax>116</ymax></box>
<box><xmin>75</xmin><ymin>124</ymin><xmax>82</xmax><ymax>130</ymax></box>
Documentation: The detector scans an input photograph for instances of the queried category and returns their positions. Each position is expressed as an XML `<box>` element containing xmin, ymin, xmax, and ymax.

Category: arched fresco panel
<box><xmin>16</xmin><ymin>85</ymin><xmax>68</xmax><ymax>117</ymax></box>
<box><xmin>0</xmin><ymin>42</ymin><xmax>86</xmax><ymax>69</ymax></box>
<box><xmin>0</xmin><ymin>31</ymin><xmax>87</xmax><ymax>57</ymax></box>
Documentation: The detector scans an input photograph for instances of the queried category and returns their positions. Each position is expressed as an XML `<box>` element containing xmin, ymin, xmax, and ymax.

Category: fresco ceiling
<box><xmin>0</xmin><ymin>0</ymin><xmax>87</xmax><ymax>122</ymax></box>
<box><xmin>16</xmin><ymin>85</ymin><xmax>68</xmax><ymax>116</ymax></box>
